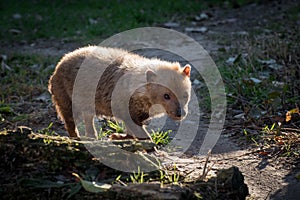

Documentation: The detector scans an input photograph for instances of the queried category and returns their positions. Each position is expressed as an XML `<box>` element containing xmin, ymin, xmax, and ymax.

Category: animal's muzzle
<box><xmin>176</xmin><ymin>108</ymin><xmax>186</xmax><ymax>118</ymax></box>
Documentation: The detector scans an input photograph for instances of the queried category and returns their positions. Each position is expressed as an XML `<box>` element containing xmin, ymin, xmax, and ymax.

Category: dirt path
<box><xmin>192</xmin><ymin>1</ymin><xmax>300</xmax><ymax>199</ymax></box>
<box><xmin>1</xmin><ymin>1</ymin><xmax>299</xmax><ymax>199</ymax></box>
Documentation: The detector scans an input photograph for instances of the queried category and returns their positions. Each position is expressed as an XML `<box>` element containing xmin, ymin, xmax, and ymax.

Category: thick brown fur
<box><xmin>48</xmin><ymin>46</ymin><xmax>191</xmax><ymax>139</ymax></box>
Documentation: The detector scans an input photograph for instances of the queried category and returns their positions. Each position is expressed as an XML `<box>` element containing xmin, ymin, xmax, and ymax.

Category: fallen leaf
<box><xmin>286</xmin><ymin>107</ymin><xmax>300</xmax><ymax>122</ymax></box>
<box><xmin>249</xmin><ymin>77</ymin><xmax>262</xmax><ymax>84</ymax></box>
<box><xmin>257</xmin><ymin>58</ymin><xmax>276</xmax><ymax>65</ymax></box>
<box><xmin>258</xmin><ymin>151</ymin><xmax>269</xmax><ymax>156</ymax></box>
<box><xmin>242</xmin><ymin>77</ymin><xmax>262</xmax><ymax>85</ymax></box>
<box><xmin>72</xmin><ymin>173</ymin><xmax>111</xmax><ymax>193</ymax></box>
<box><xmin>268</xmin><ymin>63</ymin><xmax>283</xmax><ymax>70</ymax></box>
<box><xmin>226</xmin><ymin>54</ymin><xmax>242</xmax><ymax>65</ymax></box>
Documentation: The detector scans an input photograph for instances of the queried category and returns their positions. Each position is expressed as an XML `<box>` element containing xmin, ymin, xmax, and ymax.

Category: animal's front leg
<box><xmin>83</xmin><ymin>114</ymin><xmax>97</xmax><ymax>139</ymax></box>
<box><xmin>124</xmin><ymin>120</ymin><xmax>151</xmax><ymax>140</ymax></box>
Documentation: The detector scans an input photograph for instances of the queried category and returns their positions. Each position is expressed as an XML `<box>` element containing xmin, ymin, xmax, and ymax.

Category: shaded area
<box><xmin>0</xmin><ymin>127</ymin><xmax>249</xmax><ymax>199</ymax></box>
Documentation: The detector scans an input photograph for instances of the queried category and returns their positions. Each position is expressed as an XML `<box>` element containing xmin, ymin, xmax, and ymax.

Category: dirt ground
<box><xmin>1</xmin><ymin>0</ymin><xmax>299</xmax><ymax>199</ymax></box>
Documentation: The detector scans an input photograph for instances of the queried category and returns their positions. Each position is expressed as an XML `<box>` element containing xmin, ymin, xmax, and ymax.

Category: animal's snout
<box><xmin>176</xmin><ymin>108</ymin><xmax>186</xmax><ymax>118</ymax></box>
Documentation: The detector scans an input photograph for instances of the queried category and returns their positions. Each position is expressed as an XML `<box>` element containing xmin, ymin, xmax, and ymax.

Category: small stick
<box><xmin>199</xmin><ymin>149</ymin><xmax>212</xmax><ymax>180</ymax></box>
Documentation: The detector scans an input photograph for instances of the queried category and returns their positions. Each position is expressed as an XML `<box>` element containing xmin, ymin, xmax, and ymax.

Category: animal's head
<box><xmin>146</xmin><ymin>63</ymin><xmax>191</xmax><ymax>121</ymax></box>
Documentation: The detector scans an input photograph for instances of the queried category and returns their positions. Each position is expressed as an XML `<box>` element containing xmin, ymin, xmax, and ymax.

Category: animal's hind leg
<box><xmin>59</xmin><ymin>108</ymin><xmax>79</xmax><ymax>138</ymax></box>
<box><xmin>53</xmin><ymin>94</ymin><xmax>79</xmax><ymax>138</ymax></box>
<box><xmin>64</xmin><ymin>117</ymin><xmax>78</xmax><ymax>138</ymax></box>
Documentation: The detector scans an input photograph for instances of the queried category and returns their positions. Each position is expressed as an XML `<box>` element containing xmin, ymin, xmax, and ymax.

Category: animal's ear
<box><xmin>146</xmin><ymin>70</ymin><xmax>157</xmax><ymax>82</ymax></box>
<box><xmin>182</xmin><ymin>64</ymin><xmax>191</xmax><ymax>77</ymax></box>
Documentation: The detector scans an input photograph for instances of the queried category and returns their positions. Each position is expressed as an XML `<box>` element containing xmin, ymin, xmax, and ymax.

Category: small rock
<box><xmin>89</xmin><ymin>18</ymin><xmax>98</xmax><ymax>25</ymax></box>
<box><xmin>215</xmin><ymin>166</ymin><xmax>249</xmax><ymax>199</ymax></box>
<box><xmin>163</xmin><ymin>22</ymin><xmax>180</xmax><ymax>28</ymax></box>
<box><xmin>192</xmin><ymin>79</ymin><xmax>201</xmax><ymax>85</ymax></box>
<box><xmin>194</xmin><ymin>13</ymin><xmax>209</xmax><ymax>21</ymax></box>
<box><xmin>268</xmin><ymin>63</ymin><xmax>283</xmax><ymax>70</ymax></box>
<box><xmin>233</xmin><ymin>113</ymin><xmax>245</xmax><ymax>119</ymax></box>
<box><xmin>12</xmin><ymin>13</ymin><xmax>22</xmax><ymax>19</ymax></box>
<box><xmin>9</xmin><ymin>29</ymin><xmax>21</xmax><ymax>35</ymax></box>
<box><xmin>34</xmin><ymin>92</ymin><xmax>50</xmax><ymax>102</ymax></box>
<box><xmin>185</xmin><ymin>27</ymin><xmax>208</xmax><ymax>33</ymax></box>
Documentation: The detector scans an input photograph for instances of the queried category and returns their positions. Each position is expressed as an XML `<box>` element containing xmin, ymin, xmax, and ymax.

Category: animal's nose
<box><xmin>176</xmin><ymin>108</ymin><xmax>185</xmax><ymax>118</ymax></box>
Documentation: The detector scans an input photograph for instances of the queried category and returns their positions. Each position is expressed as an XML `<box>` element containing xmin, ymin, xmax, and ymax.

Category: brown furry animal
<box><xmin>48</xmin><ymin>46</ymin><xmax>191</xmax><ymax>140</ymax></box>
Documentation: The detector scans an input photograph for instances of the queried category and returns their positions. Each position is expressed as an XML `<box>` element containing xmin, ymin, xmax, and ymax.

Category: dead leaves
<box><xmin>72</xmin><ymin>173</ymin><xmax>111</xmax><ymax>193</ymax></box>
<box><xmin>285</xmin><ymin>107</ymin><xmax>300</xmax><ymax>122</ymax></box>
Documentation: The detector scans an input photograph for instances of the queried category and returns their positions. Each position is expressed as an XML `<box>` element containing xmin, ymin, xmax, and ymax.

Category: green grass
<box><xmin>258</xmin><ymin>124</ymin><xmax>299</xmax><ymax>157</ymax></box>
<box><xmin>1</xmin><ymin>54</ymin><xmax>58</xmax><ymax>102</ymax></box>
<box><xmin>150</xmin><ymin>129</ymin><xmax>171</xmax><ymax>145</ymax></box>
<box><xmin>98</xmin><ymin>120</ymin><xmax>125</xmax><ymax>138</ymax></box>
<box><xmin>212</xmin><ymin>2</ymin><xmax>299</xmax><ymax>123</ymax></box>
<box><xmin>0</xmin><ymin>0</ymin><xmax>205</xmax><ymax>43</ymax></box>
<box><xmin>1</xmin><ymin>0</ymin><xmax>264</xmax><ymax>44</ymax></box>
<box><xmin>217</xmin><ymin>35</ymin><xmax>299</xmax><ymax>119</ymax></box>
<box><xmin>216</xmin><ymin>29</ymin><xmax>299</xmax><ymax>157</ymax></box>
<box><xmin>114</xmin><ymin>164</ymin><xmax>181</xmax><ymax>186</ymax></box>
<box><xmin>98</xmin><ymin>119</ymin><xmax>173</xmax><ymax>145</ymax></box>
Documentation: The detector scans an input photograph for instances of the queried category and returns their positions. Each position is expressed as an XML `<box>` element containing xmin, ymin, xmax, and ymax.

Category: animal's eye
<box><xmin>164</xmin><ymin>94</ymin><xmax>170</xmax><ymax>100</ymax></box>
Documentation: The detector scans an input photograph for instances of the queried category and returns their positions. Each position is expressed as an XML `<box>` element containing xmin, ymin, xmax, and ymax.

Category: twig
<box><xmin>281</xmin><ymin>127</ymin><xmax>300</xmax><ymax>133</ymax></box>
<box><xmin>116</xmin><ymin>179</ymin><xmax>127</xmax><ymax>187</ymax></box>
<box><xmin>199</xmin><ymin>149</ymin><xmax>212</xmax><ymax>180</ymax></box>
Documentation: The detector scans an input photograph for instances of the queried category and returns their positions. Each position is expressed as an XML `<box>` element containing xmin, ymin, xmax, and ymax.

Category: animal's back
<box><xmin>49</xmin><ymin>46</ymin><xmax>129</xmax><ymax>97</ymax></box>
